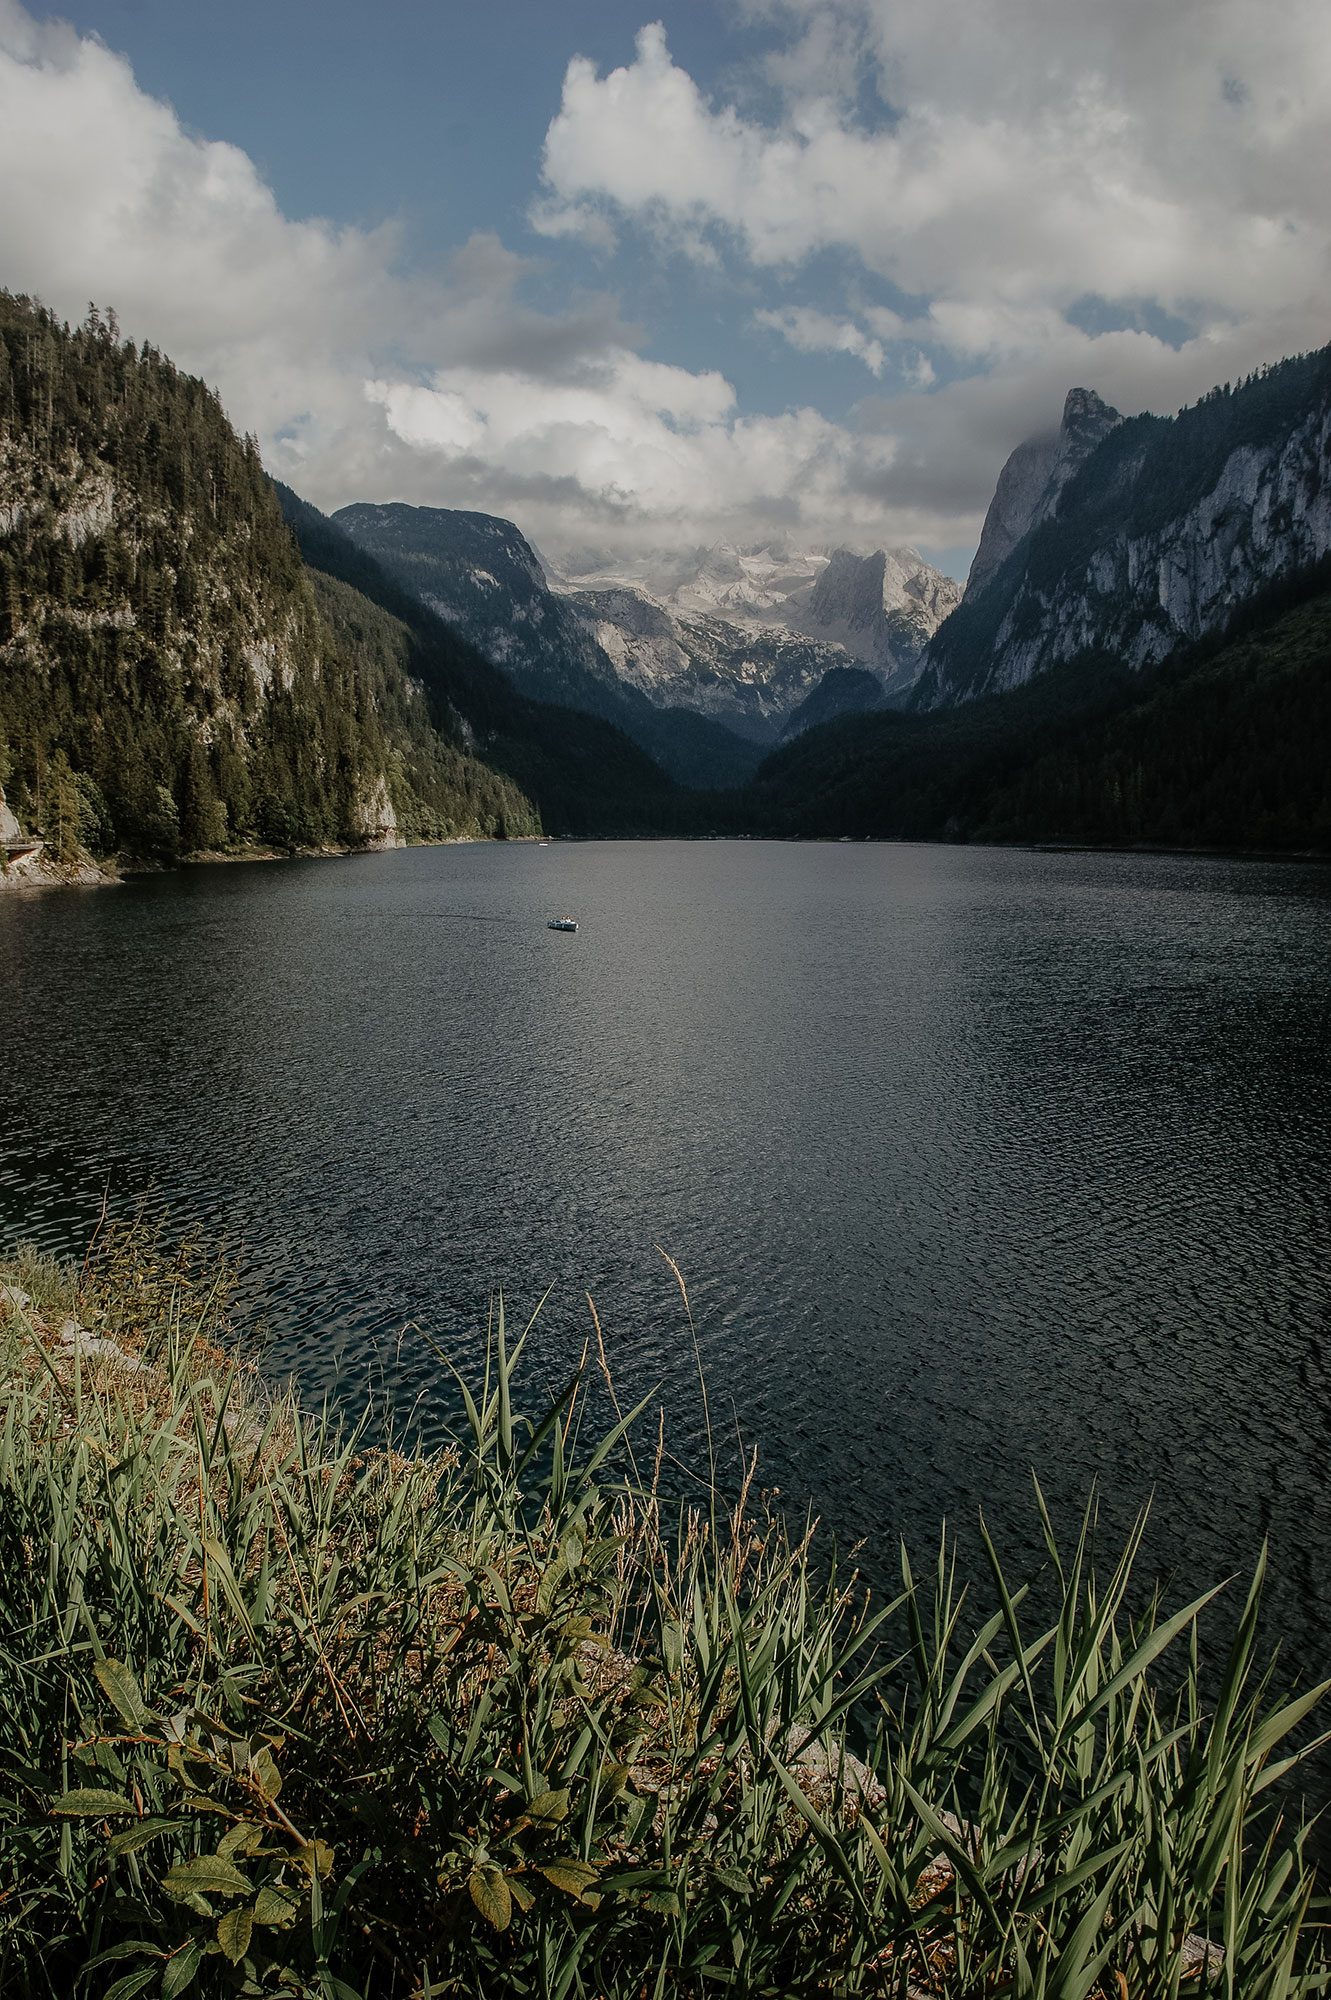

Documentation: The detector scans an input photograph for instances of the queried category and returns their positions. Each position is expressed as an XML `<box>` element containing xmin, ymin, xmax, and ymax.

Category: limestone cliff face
<box><xmin>965</xmin><ymin>389</ymin><xmax>1123</xmax><ymax>600</ymax></box>
<box><xmin>919</xmin><ymin>348</ymin><xmax>1331</xmax><ymax>708</ymax></box>
<box><xmin>797</xmin><ymin>548</ymin><xmax>963</xmax><ymax>696</ymax></box>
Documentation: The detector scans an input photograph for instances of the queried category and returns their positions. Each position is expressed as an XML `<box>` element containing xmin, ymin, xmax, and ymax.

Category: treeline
<box><xmin>0</xmin><ymin>293</ymin><xmax>538</xmax><ymax>859</ymax></box>
<box><xmin>745</xmin><ymin>575</ymin><xmax>1331</xmax><ymax>851</ymax></box>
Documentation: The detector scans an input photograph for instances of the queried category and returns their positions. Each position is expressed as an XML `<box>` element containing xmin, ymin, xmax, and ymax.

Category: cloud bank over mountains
<box><xmin>2</xmin><ymin>0</ymin><xmax>1329</xmax><ymax>564</ymax></box>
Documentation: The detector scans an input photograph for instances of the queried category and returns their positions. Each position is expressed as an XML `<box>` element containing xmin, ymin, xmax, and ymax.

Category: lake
<box><xmin>3</xmin><ymin>838</ymin><xmax>1330</xmax><ymax>1681</ymax></box>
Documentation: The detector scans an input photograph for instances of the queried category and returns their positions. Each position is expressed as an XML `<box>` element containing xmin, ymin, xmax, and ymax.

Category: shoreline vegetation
<box><xmin>2</xmin><ymin>1224</ymin><xmax>1329</xmax><ymax>1996</ymax></box>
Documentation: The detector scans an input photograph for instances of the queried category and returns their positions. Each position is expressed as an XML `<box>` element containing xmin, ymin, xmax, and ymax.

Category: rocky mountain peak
<box><xmin>965</xmin><ymin>388</ymin><xmax>1123</xmax><ymax>601</ymax></box>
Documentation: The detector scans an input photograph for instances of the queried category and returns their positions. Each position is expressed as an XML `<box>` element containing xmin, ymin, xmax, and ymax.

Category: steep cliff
<box><xmin>964</xmin><ymin>389</ymin><xmax>1123</xmax><ymax>600</ymax></box>
<box><xmin>919</xmin><ymin>348</ymin><xmax>1331</xmax><ymax>708</ymax></box>
<box><xmin>795</xmin><ymin>547</ymin><xmax>963</xmax><ymax>694</ymax></box>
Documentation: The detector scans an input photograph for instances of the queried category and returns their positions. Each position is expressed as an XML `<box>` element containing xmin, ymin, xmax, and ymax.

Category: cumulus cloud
<box><xmin>538</xmin><ymin>10</ymin><xmax>1331</xmax><ymax>326</ymax></box>
<box><xmin>6</xmin><ymin>0</ymin><xmax>1328</xmax><ymax>569</ymax></box>
<box><xmin>0</xmin><ymin>0</ymin><xmax>947</xmax><ymax>558</ymax></box>
<box><xmin>535</xmin><ymin>5</ymin><xmax>1331</xmax><ymax>531</ymax></box>
<box><xmin>754</xmin><ymin>305</ymin><xmax>886</xmax><ymax>375</ymax></box>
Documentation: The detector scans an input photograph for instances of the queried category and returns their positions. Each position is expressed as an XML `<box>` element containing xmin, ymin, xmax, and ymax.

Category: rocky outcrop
<box><xmin>919</xmin><ymin>347</ymin><xmax>1331</xmax><ymax>708</ymax></box>
<box><xmin>350</xmin><ymin>775</ymin><xmax>406</xmax><ymax>850</ymax></box>
<box><xmin>965</xmin><ymin>389</ymin><xmax>1123</xmax><ymax>601</ymax></box>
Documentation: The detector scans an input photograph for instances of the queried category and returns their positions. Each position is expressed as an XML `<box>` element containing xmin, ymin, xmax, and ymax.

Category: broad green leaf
<box><xmin>94</xmin><ymin>1657</ymin><xmax>153</xmax><ymax>1730</ymax></box>
<box><xmin>250</xmin><ymin>1747</ymin><xmax>282</xmax><ymax>1801</ymax></box>
<box><xmin>644</xmin><ymin>1888</ymin><xmax>680</xmax><ymax>1915</ymax></box>
<box><xmin>107</xmin><ymin>1817</ymin><xmax>180</xmax><ymax>1858</ymax></box>
<box><xmin>162</xmin><ymin>1855</ymin><xmax>253</xmax><ymax>1898</ymax></box>
<box><xmin>538</xmin><ymin>1857</ymin><xmax>601</xmax><ymax>1899</ymax></box>
<box><xmin>50</xmin><ymin>1787</ymin><xmax>135</xmax><ymax>1817</ymax></box>
<box><xmin>217</xmin><ymin>1820</ymin><xmax>261</xmax><ymax>1861</ymax></box>
<box><xmin>509</xmin><ymin>1876</ymin><xmax>535</xmax><ymax>1913</ymax></box>
<box><xmin>296</xmin><ymin>1837</ymin><xmax>334</xmax><ymax>1879</ymax></box>
<box><xmin>469</xmin><ymin>1863</ymin><xmax>512</xmax><ymax>1930</ymax></box>
<box><xmin>216</xmin><ymin>1905</ymin><xmax>254</xmax><ymax>1964</ymax></box>
<box><xmin>524</xmin><ymin>1787</ymin><xmax>570</xmax><ymax>1822</ymax></box>
<box><xmin>103</xmin><ymin>1971</ymin><xmax>157</xmax><ymax>2000</ymax></box>
<box><xmin>712</xmin><ymin>1866</ymin><xmax>751</xmax><ymax>1895</ymax></box>
<box><xmin>601</xmin><ymin>1762</ymin><xmax>631</xmax><ymax>1800</ymax></box>
<box><xmin>252</xmin><ymin>1884</ymin><xmax>300</xmax><ymax>1927</ymax></box>
<box><xmin>160</xmin><ymin>1942</ymin><xmax>203</xmax><ymax>1998</ymax></box>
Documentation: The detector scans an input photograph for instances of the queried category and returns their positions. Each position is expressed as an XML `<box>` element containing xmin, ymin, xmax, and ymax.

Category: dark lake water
<box><xmin>3</xmin><ymin>839</ymin><xmax>1330</xmax><ymax>1691</ymax></box>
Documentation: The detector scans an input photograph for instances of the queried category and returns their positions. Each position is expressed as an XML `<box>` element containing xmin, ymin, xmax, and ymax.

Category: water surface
<box><xmin>2</xmin><ymin>840</ymin><xmax>1329</xmax><ymax>1683</ymax></box>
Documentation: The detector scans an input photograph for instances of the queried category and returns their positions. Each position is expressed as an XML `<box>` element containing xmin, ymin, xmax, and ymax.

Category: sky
<box><xmin>2</xmin><ymin>0</ymin><xmax>1330</xmax><ymax>577</ymax></box>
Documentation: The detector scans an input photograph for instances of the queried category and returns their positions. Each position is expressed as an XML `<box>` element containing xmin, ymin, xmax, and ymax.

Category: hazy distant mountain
<box><xmin>917</xmin><ymin>348</ymin><xmax>1331</xmax><ymax>709</ymax></box>
<box><xmin>793</xmin><ymin>548</ymin><xmax>963</xmax><ymax>695</ymax></box>
<box><xmin>559</xmin><ymin>582</ymin><xmax>849</xmax><ymax>743</ymax></box>
<box><xmin>550</xmin><ymin>540</ymin><xmax>962</xmax><ymax>735</ymax></box>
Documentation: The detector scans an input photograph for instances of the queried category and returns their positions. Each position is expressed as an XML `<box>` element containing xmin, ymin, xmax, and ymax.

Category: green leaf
<box><xmin>250</xmin><ymin>1747</ymin><xmax>281</xmax><ymax>1802</ymax></box>
<box><xmin>50</xmin><ymin>1787</ymin><xmax>136</xmax><ymax>1817</ymax></box>
<box><xmin>107</xmin><ymin>1817</ymin><xmax>180</xmax><ymax>1858</ymax></box>
<box><xmin>216</xmin><ymin>1904</ymin><xmax>254</xmax><ymax>1965</ymax></box>
<box><xmin>661</xmin><ymin>1622</ymin><xmax>686</xmax><ymax>1675</ymax></box>
<box><xmin>712</xmin><ymin>1866</ymin><xmax>751</xmax><ymax>1896</ymax></box>
<box><xmin>524</xmin><ymin>1787</ymin><xmax>570</xmax><ymax>1822</ymax></box>
<box><xmin>296</xmin><ymin>1837</ymin><xmax>334</xmax><ymax>1880</ymax></box>
<box><xmin>509</xmin><ymin>1876</ymin><xmax>535</xmax><ymax>1913</ymax></box>
<box><xmin>469</xmin><ymin>1863</ymin><xmax>512</xmax><ymax>1930</ymax></box>
<box><xmin>644</xmin><ymin>1888</ymin><xmax>681</xmax><ymax>1915</ymax></box>
<box><xmin>160</xmin><ymin>1941</ymin><xmax>203</xmax><ymax>1998</ymax></box>
<box><xmin>538</xmin><ymin>1857</ymin><xmax>601</xmax><ymax>1899</ymax></box>
<box><xmin>162</xmin><ymin>1855</ymin><xmax>253</xmax><ymax>1898</ymax></box>
<box><xmin>103</xmin><ymin>1971</ymin><xmax>157</xmax><ymax>2000</ymax></box>
<box><xmin>94</xmin><ymin>1657</ymin><xmax>153</xmax><ymax>1730</ymax></box>
<box><xmin>252</xmin><ymin>1884</ymin><xmax>301</xmax><ymax>1928</ymax></box>
<box><xmin>78</xmin><ymin>1941</ymin><xmax>166</xmax><ymax>1973</ymax></box>
<box><xmin>217</xmin><ymin>1820</ymin><xmax>261</xmax><ymax>1861</ymax></box>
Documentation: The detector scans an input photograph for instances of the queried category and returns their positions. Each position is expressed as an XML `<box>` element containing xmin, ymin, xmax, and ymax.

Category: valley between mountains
<box><xmin>2</xmin><ymin>288</ymin><xmax>1329</xmax><ymax>878</ymax></box>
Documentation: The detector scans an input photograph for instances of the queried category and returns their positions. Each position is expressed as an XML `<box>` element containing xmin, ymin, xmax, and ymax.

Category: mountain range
<box><xmin>331</xmin><ymin>503</ymin><xmax>962</xmax><ymax>764</ymax></box>
<box><xmin>2</xmin><ymin>287</ymin><xmax>1328</xmax><ymax>868</ymax></box>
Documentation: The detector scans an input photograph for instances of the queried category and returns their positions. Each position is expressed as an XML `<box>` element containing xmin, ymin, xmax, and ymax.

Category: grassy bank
<box><xmin>1</xmin><ymin>1224</ymin><xmax>1328</xmax><ymax>1998</ymax></box>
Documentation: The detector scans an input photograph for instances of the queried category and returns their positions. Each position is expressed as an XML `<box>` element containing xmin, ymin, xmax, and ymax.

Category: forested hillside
<box><xmin>277</xmin><ymin>489</ymin><xmax>708</xmax><ymax>836</ymax></box>
<box><xmin>0</xmin><ymin>293</ymin><xmax>538</xmax><ymax>860</ymax></box>
<box><xmin>747</xmin><ymin>573</ymin><xmax>1331</xmax><ymax>850</ymax></box>
<box><xmin>919</xmin><ymin>346</ymin><xmax>1331</xmax><ymax>707</ymax></box>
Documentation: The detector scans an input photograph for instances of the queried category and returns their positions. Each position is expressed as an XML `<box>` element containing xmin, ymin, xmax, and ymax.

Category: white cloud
<box><xmin>535</xmin><ymin>7</ymin><xmax>1331</xmax><ymax>522</ymax></box>
<box><xmin>0</xmin><ymin>0</ymin><xmax>947</xmax><ymax>558</ymax></box>
<box><xmin>755</xmin><ymin>305</ymin><xmax>885</xmax><ymax>375</ymax></box>
<box><xmin>538</xmin><ymin>9</ymin><xmax>1331</xmax><ymax>332</ymax></box>
<box><xmin>5</xmin><ymin>0</ymin><xmax>1328</xmax><ymax>570</ymax></box>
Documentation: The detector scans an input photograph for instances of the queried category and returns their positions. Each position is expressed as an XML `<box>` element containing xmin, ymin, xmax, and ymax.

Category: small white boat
<box><xmin>547</xmin><ymin>917</ymin><xmax>578</xmax><ymax>932</ymax></box>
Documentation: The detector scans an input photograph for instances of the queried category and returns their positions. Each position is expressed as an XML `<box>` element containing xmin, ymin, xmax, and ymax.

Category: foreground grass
<box><xmin>1</xmin><ymin>1225</ymin><xmax>1329</xmax><ymax>1998</ymax></box>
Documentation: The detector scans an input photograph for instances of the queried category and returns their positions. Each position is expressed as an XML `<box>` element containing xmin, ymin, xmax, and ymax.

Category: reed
<box><xmin>0</xmin><ymin>1222</ymin><xmax>1327</xmax><ymax>1998</ymax></box>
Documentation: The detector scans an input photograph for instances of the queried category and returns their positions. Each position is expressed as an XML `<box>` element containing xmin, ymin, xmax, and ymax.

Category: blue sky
<box><xmin>3</xmin><ymin>0</ymin><xmax>1329</xmax><ymax>575</ymax></box>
